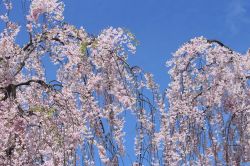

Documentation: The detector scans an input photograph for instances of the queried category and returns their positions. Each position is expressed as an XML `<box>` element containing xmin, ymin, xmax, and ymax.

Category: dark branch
<box><xmin>207</xmin><ymin>39</ymin><xmax>233</xmax><ymax>53</ymax></box>
<box><xmin>0</xmin><ymin>79</ymin><xmax>60</xmax><ymax>101</ymax></box>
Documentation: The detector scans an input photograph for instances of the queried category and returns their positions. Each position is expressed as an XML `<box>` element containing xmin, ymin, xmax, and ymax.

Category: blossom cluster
<box><xmin>165</xmin><ymin>37</ymin><xmax>250</xmax><ymax>165</ymax></box>
<box><xmin>0</xmin><ymin>0</ymin><xmax>249</xmax><ymax>165</ymax></box>
<box><xmin>0</xmin><ymin>0</ymin><xmax>143</xmax><ymax>165</ymax></box>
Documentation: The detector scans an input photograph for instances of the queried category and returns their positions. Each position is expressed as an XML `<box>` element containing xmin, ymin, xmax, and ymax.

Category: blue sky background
<box><xmin>63</xmin><ymin>0</ymin><xmax>250</xmax><ymax>92</ymax></box>
<box><xmin>62</xmin><ymin>0</ymin><xmax>250</xmax><ymax>164</ymax></box>
<box><xmin>2</xmin><ymin>0</ymin><xmax>250</xmax><ymax>165</ymax></box>
<box><xmin>4</xmin><ymin>0</ymin><xmax>250</xmax><ymax>91</ymax></box>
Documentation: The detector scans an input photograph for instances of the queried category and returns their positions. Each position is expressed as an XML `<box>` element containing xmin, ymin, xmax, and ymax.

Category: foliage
<box><xmin>0</xmin><ymin>0</ymin><xmax>249</xmax><ymax>165</ymax></box>
<box><xmin>166</xmin><ymin>37</ymin><xmax>249</xmax><ymax>165</ymax></box>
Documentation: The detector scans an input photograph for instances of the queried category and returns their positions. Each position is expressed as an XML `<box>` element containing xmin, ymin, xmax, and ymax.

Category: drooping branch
<box><xmin>0</xmin><ymin>79</ymin><xmax>61</xmax><ymax>101</ymax></box>
<box><xmin>207</xmin><ymin>39</ymin><xmax>233</xmax><ymax>53</ymax></box>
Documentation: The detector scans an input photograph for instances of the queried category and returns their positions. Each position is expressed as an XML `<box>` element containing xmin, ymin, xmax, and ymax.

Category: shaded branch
<box><xmin>207</xmin><ymin>39</ymin><xmax>233</xmax><ymax>53</ymax></box>
<box><xmin>0</xmin><ymin>79</ymin><xmax>61</xmax><ymax>101</ymax></box>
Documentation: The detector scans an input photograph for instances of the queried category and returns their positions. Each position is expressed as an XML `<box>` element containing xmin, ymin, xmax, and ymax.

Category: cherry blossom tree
<box><xmin>165</xmin><ymin>37</ymin><xmax>250</xmax><ymax>165</ymax></box>
<box><xmin>0</xmin><ymin>0</ymin><xmax>160</xmax><ymax>165</ymax></box>
<box><xmin>0</xmin><ymin>0</ymin><xmax>249</xmax><ymax>166</ymax></box>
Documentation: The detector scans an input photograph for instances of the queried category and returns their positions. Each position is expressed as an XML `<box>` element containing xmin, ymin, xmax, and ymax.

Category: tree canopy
<box><xmin>0</xmin><ymin>0</ymin><xmax>249</xmax><ymax>165</ymax></box>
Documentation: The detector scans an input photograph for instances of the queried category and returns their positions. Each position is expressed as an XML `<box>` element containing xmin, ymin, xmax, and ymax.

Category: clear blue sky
<box><xmin>3</xmin><ymin>0</ymin><xmax>250</xmax><ymax>164</ymax></box>
<box><xmin>4</xmin><ymin>0</ymin><xmax>250</xmax><ymax>90</ymax></box>
<box><xmin>63</xmin><ymin>0</ymin><xmax>250</xmax><ymax>91</ymax></box>
<box><xmin>61</xmin><ymin>1</ymin><xmax>250</xmax><ymax>164</ymax></box>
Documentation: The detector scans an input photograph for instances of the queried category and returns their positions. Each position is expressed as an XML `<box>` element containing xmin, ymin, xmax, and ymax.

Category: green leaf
<box><xmin>80</xmin><ymin>42</ymin><xmax>88</xmax><ymax>54</ymax></box>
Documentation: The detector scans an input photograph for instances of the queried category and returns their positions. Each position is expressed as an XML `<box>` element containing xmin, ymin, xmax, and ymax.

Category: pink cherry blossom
<box><xmin>0</xmin><ymin>1</ymin><xmax>249</xmax><ymax>165</ymax></box>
